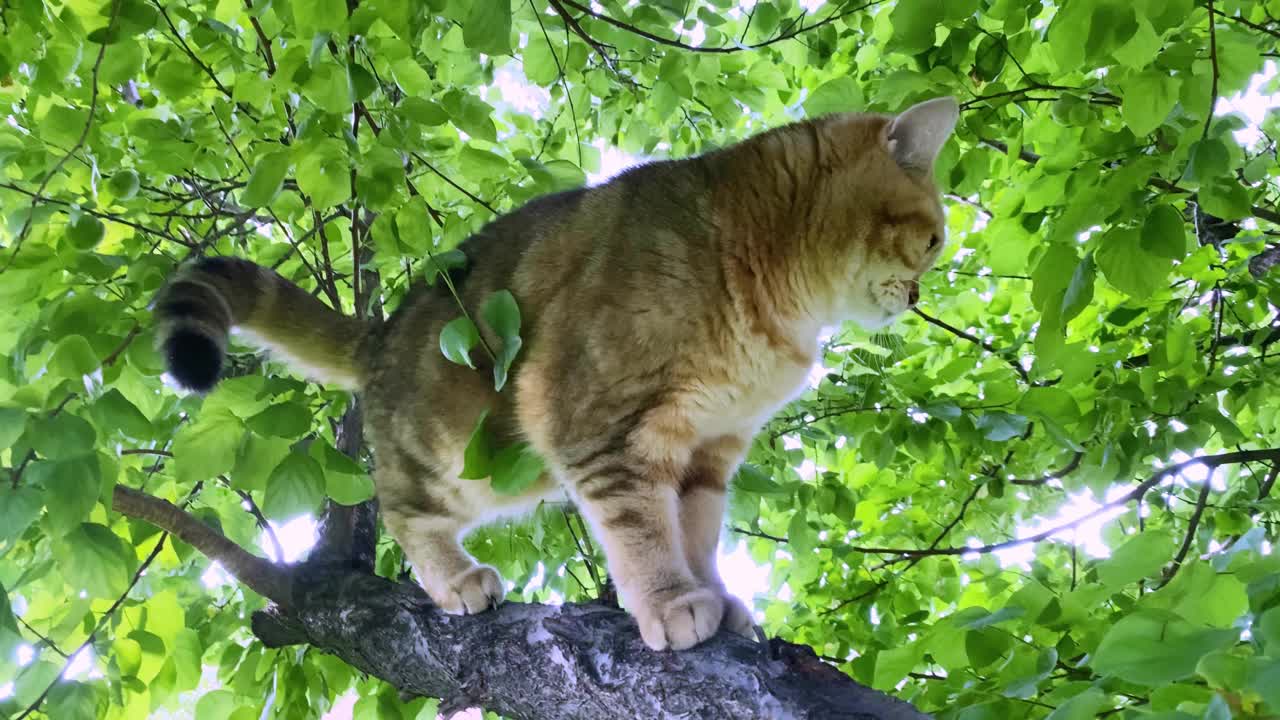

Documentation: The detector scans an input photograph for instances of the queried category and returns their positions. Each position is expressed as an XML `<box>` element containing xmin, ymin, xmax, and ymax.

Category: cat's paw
<box><xmin>719</xmin><ymin>593</ymin><xmax>756</xmax><ymax>639</ymax></box>
<box><xmin>438</xmin><ymin>565</ymin><xmax>505</xmax><ymax>615</ymax></box>
<box><xmin>638</xmin><ymin>587</ymin><xmax>725</xmax><ymax>651</ymax></box>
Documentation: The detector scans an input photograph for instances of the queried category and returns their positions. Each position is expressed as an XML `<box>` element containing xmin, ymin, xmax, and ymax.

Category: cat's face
<box><xmin>811</xmin><ymin>97</ymin><xmax>958</xmax><ymax>329</ymax></box>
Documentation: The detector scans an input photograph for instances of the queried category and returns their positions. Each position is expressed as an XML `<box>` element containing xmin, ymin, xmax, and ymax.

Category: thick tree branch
<box><xmin>251</xmin><ymin>572</ymin><xmax>928</xmax><ymax>720</ymax></box>
<box><xmin>111</xmin><ymin>485</ymin><xmax>293</xmax><ymax>605</ymax></box>
<box><xmin>108</xmin><ymin>476</ymin><xmax>926</xmax><ymax>718</ymax></box>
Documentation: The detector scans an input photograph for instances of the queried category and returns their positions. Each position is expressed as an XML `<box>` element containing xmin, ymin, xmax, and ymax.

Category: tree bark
<box><xmin>252</xmin><ymin>570</ymin><xmax>930</xmax><ymax>720</ymax></box>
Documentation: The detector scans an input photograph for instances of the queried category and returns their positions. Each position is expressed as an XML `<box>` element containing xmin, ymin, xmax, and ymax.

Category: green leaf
<box><xmin>489</xmin><ymin>442</ymin><xmax>545</xmax><ymax>495</ymax></box>
<box><xmin>90</xmin><ymin>389</ymin><xmax>152</xmax><ymax>440</ymax></box>
<box><xmin>1198</xmin><ymin>180</ymin><xmax>1251</xmax><ymax>220</ymax></box>
<box><xmin>463</xmin><ymin>0</ymin><xmax>512</xmax><ymax>54</ymax></box>
<box><xmin>804</xmin><ymin>77</ymin><xmax>865</xmax><ymax>118</ymax></box>
<box><xmin>195</xmin><ymin>689</ymin><xmax>242</xmax><ymax>720</ymax></box>
<box><xmin>1141</xmin><ymin>204</ymin><xmax>1189</xmax><ymax>260</ymax></box>
<box><xmin>171</xmin><ymin>409</ymin><xmax>244</xmax><ymax>485</ymax></box>
<box><xmin>0</xmin><ymin>486</ymin><xmax>43</xmax><ymax>546</ymax></box>
<box><xmin>874</xmin><ymin>643</ymin><xmax>922</xmax><ymax>688</ymax></box>
<box><xmin>29</xmin><ymin>456</ymin><xmax>101</xmax><ymax>536</ymax></box>
<box><xmin>482</xmin><ymin>290</ymin><xmax>522</xmax><ymax>391</ymax></box>
<box><xmin>48</xmin><ymin>334</ymin><xmax>99</xmax><ymax>378</ymax></box>
<box><xmin>246</xmin><ymin>402</ymin><xmax>313</xmax><ymax>439</ymax></box>
<box><xmin>240</xmin><ymin>151</ymin><xmax>292</xmax><ymax>208</ymax></box>
<box><xmin>733</xmin><ymin>463</ymin><xmax>785</xmax><ymax>496</ymax></box>
<box><xmin>889</xmin><ymin>0</ymin><xmax>945</xmax><ymax>54</ymax></box>
<box><xmin>46</xmin><ymin>682</ymin><xmax>98</xmax><ymax>720</ymax></box>
<box><xmin>65</xmin><ymin>214</ymin><xmax>105</xmax><ymax>251</ymax></box>
<box><xmin>0</xmin><ymin>406</ymin><xmax>27</xmax><ymax>450</ymax></box>
<box><xmin>1096</xmin><ymin>530</ymin><xmax>1173</xmax><ymax>588</ymax></box>
<box><xmin>1096</xmin><ymin>227</ymin><xmax>1170</xmax><ymax>299</ymax></box>
<box><xmin>973</xmin><ymin>412</ymin><xmax>1029</xmax><ymax>442</ymax></box>
<box><xmin>459</xmin><ymin>410</ymin><xmax>493</xmax><ymax>480</ymax></box>
<box><xmin>1045</xmin><ymin>688</ymin><xmax>1108</xmax><ymax>720</ymax></box>
<box><xmin>263</xmin><ymin>453</ymin><xmax>326</xmax><ymax>519</ymax></box>
<box><xmin>440</xmin><ymin>316</ymin><xmax>480</xmax><ymax>369</ymax></box>
<box><xmin>295</xmin><ymin>139</ymin><xmax>350</xmax><ymax>210</ymax></box>
<box><xmin>1092</xmin><ymin>610</ymin><xmax>1237</xmax><ymax>686</ymax></box>
<box><xmin>1119</xmin><ymin>70</ymin><xmax>1180</xmax><ymax>136</ymax></box>
<box><xmin>1060</xmin><ymin>252</ymin><xmax>1095</xmax><ymax>324</ymax></box>
<box><xmin>55</xmin><ymin>523</ymin><xmax>135</xmax><ymax>599</ymax></box>
<box><xmin>29</xmin><ymin>413</ymin><xmax>97</xmax><ymax>461</ymax></box>
<box><xmin>107</xmin><ymin>170</ymin><xmax>140</xmax><ymax>201</ymax></box>
<box><xmin>1184</xmin><ymin>138</ymin><xmax>1230</xmax><ymax>185</ymax></box>
<box><xmin>1260</xmin><ymin>607</ymin><xmax>1280</xmax><ymax>655</ymax></box>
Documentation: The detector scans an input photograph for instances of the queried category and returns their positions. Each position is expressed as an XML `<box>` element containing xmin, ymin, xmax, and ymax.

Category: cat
<box><xmin>151</xmin><ymin>96</ymin><xmax>959</xmax><ymax>651</ymax></box>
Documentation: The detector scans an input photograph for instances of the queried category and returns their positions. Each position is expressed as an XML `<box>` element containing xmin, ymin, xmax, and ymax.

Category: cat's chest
<box><xmin>690</xmin><ymin>346</ymin><xmax>815</xmax><ymax>438</ymax></box>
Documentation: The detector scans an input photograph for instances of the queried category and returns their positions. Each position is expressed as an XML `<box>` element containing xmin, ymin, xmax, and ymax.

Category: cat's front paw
<box><xmin>637</xmin><ymin>587</ymin><xmax>725</xmax><ymax>651</ymax></box>
<box><xmin>437</xmin><ymin>565</ymin><xmax>505</xmax><ymax>615</ymax></box>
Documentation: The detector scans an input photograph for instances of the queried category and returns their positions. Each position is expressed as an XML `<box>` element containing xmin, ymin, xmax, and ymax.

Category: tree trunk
<box><xmin>252</xmin><ymin>570</ymin><xmax>930</xmax><ymax>720</ymax></box>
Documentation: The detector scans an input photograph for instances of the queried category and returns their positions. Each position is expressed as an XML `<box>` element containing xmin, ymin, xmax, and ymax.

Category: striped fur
<box><xmin>153</xmin><ymin>97</ymin><xmax>959</xmax><ymax>652</ymax></box>
<box><xmin>153</xmin><ymin>257</ymin><xmax>366</xmax><ymax>391</ymax></box>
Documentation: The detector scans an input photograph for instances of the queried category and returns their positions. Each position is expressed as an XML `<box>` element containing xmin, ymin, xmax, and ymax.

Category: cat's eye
<box><xmin>927</xmin><ymin>234</ymin><xmax>941</xmax><ymax>251</ymax></box>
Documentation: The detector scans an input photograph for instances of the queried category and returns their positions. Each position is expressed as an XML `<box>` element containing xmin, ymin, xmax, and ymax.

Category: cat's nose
<box><xmin>906</xmin><ymin>280</ymin><xmax>919</xmax><ymax>307</ymax></box>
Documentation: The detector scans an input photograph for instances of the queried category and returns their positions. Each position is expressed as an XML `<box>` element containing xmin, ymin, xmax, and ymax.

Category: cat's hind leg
<box><xmin>680</xmin><ymin>435</ymin><xmax>756</xmax><ymax>638</ymax></box>
<box><xmin>376</xmin><ymin>451</ymin><xmax>504</xmax><ymax>614</ymax></box>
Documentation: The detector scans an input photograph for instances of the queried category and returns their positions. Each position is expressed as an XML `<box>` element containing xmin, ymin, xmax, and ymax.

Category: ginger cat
<box><xmin>152</xmin><ymin>96</ymin><xmax>959</xmax><ymax>651</ymax></box>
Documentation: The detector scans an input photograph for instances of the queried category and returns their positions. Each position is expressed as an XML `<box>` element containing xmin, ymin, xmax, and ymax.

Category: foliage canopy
<box><xmin>1</xmin><ymin>0</ymin><xmax>1279</xmax><ymax>718</ymax></box>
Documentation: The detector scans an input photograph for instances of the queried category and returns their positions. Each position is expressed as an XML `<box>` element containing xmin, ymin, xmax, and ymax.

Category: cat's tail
<box><xmin>153</xmin><ymin>257</ymin><xmax>367</xmax><ymax>393</ymax></box>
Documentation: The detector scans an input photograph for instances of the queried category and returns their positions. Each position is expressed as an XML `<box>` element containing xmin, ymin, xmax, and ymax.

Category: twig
<box><xmin>562</xmin><ymin>509</ymin><xmax>602</xmax><ymax>593</ymax></box>
<box><xmin>531</xmin><ymin>0</ymin><xmax>584</xmax><ymax>167</ymax></box>
<box><xmin>15</xmin><ymin>616</ymin><xmax>69</xmax><ymax>659</ymax></box>
<box><xmin>1162</xmin><ymin>473</ymin><xmax>1213</xmax><ymax>586</ymax></box>
<box><xmin>1011</xmin><ymin>451</ymin><xmax>1085</xmax><ymax>486</ymax></box>
<box><xmin>546</xmin><ymin>0</ymin><xmax>616</xmax><ymax>70</ymax></box>
<box><xmin>244</xmin><ymin>0</ymin><xmax>276</xmax><ymax>75</ymax></box>
<box><xmin>911</xmin><ymin>308</ymin><xmax>1032</xmax><ymax>384</ymax></box>
<box><xmin>1203</xmin><ymin>0</ymin><xmax>1221</xmax><ymax>140</ymax></box>
<box><xmin>410</xmin><ymin>153</ymin><xmax>497</xmax><ymax>214</ymax></box>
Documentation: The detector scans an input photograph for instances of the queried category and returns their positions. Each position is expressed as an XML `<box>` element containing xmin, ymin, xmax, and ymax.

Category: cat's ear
<box><xmin>885</xmin><ymin>96</ymin><xmax>959</xmax><ymax>172</ymax></box>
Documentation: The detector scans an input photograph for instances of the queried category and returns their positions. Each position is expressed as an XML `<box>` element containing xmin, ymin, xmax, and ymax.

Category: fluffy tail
<box><xmin>153</xmin><ymin>257</ymin><xmax>366</xmax><ymax>392</ymax></box>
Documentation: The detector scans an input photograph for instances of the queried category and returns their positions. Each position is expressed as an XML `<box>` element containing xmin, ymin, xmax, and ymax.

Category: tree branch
<box><xmin>111</xmin><ymin>485</ymin><xmax>293</xmax><ymax>605</ymax></box>
<box><xmin>251</xmin><ymin>572</ymin><xmax>929</xmax><ymax>720</ymax></box>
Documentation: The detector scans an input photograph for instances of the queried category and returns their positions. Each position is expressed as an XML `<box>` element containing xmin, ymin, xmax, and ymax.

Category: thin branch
<box><xmin>15</xmin><ymin>616</ymin><xmax>68</xmax><ymax>659</ymax></box>
<box><xmin>1259</xmin><ymin>463</ymin><xmax>1278</xmax><ymax>500</ymax></box>
<box><xmin>1162</xmin><ymin>473</ymin><xmax>1214</xmax><ymax>586</ymax></box>
<box><xmin>1011</xmin><ymin>451</ymin><xmax>1085</xmax><ymax>486</ymax></box>
<box><xmin>1203</xmin><ymin>0</ymin><xmax>1221</xmax><ymax>140</ymax></box>
<box><xmin>244</xmin><ymin>0</ymin><xmax>276</xmax><ymax>75</ymax></box>
<box><xmin>410</xmin><ymin>153</ymin><xmax>497</xmax><ymax>214</ymax></box>
<box><xmin>1</xmin><ymin>0</ymin><xmax>122</xmax><ymax>273</ymax></box>
<box><xmin>547</xmin><ymin>0</ymin><xmax>616</xmax><ymax>71</ymax></box>
<box><xmin>911</xmin><ymin>308</ymin><xmax>1032</xmax><ymax>384</ymax></box>
<box><xmin>558</xmin><ymin>0</ymin><xmax>887</xmax><ymax>54</ymax></box>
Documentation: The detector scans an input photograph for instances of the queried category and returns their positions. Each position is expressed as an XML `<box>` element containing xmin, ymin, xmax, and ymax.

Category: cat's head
<box><xmin>810</xmin><ymin>96</ymin><xmax>960</xmax><ymax>329</ymax></box>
